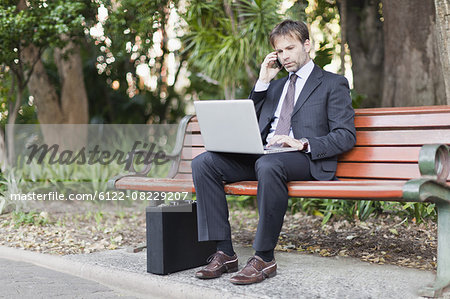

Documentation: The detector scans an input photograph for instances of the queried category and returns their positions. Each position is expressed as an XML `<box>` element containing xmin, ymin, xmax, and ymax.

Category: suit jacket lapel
<box><xmin>257</xmin><ymin>76</ymin><xmax>287</xmax><ymax>134</ymax></box>
<box><xmin>292</xmin><ymin>65</ymin><xmax>323</xmax><ymax>116</ymax></box>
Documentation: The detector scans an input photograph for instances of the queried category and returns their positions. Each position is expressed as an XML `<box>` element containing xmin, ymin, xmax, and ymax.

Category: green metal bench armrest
<box><xmin>403</xmin><ymin>179</ymin><xmax>450</xmax><ymax>204</ymax></box>
<box><xmin>418</xmin><ymin>144</ymin><xmax>449</xmax><ymax>183</ymax></box>
<box><xmin>403</xmin><ymin>144</ymin><xmax>450</xmax><ymax>203</ymax></box>
<box><xmin>107</xmin><ymin>115</ymin><xmax>195</xmax><ymax>189</ymax></box>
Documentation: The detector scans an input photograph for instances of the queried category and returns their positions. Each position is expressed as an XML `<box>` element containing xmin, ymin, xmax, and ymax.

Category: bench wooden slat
<box><xmin>336</xmin><ymin>163</ymin><xmax>420</xmax><ymax>180</ymax></box>
<box><xmin>184</xmin><ymin>134</ymin><xmax>204</xmax><ymax>147</ymax></box>
<box><xmin>185</xmin><ymin>130</ymin><xmax>450</xmax><ymax>147</ymax></box>
<box><xmin>177</xmin><ymin>160</ymin><xmax>423</xmax><ymax>180</ymax></box>
<box><xmin>114</xmin><ymin>177</ymin><xmax>407</xmax><ymax>200</ymax></box>
<box><xmin>181</xmin><ymin>147</ymin><xmax>206</xmax><ymax>160</ymax></box>
<box><xmin>355</xmin><ymin>113</ymin><xmax>450</xmax><ymax>129</ymax></box>
<box><xmin>356</xmin><ymin>130</ymin><xmax>450</xmax><ymax>146</ymax></box>
<box><xmin>186</xmin><ymin>122</ymin><xmax>200</xmax><ymax>133</ymax></box>
<box><xmin>338</xmin><ymin>147</ymin><xmax>421</xmax><ymax>162</ymax></box>
<box><xmin>115</xmin><ymin>177</ymin><xmax>194</xmax><ymax>192</ymax></box>
<box><xmin>355</xmin><ymin>105</ymin><xmax>450</xmax><ymax>115</ymax></box>
<box><xmin>225</xmin><ymin>180</ymin><xmax>406</xmax><ymax>199</ymax></box>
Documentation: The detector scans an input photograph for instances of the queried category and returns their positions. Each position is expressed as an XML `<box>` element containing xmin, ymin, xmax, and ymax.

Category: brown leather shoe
<box><xmin>230</xmin><ymin>255</ymin><xmax>277</xmax><ymax>285</ymax></box>
<box><xmin>195</xmin><ymin>251</ymin><xmax>238</xmax><ymax>279</ymax></box>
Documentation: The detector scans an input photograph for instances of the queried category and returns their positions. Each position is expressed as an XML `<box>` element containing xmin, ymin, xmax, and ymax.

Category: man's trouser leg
<box><xmin>253</xmin><ymin>152</ymin><xmax>312</xmax><ymax>251</ymax></box>
<box><xmin>192</xmin><ymin>152</ymin><xmax>259</xmax><ymax>242</ymax></box>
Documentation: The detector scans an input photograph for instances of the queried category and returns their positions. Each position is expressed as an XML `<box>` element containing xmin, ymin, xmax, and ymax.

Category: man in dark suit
<box><xmin>192</xmin><ymin>20</ymin><xmax>356</xmax><ymax>285</ymax></box>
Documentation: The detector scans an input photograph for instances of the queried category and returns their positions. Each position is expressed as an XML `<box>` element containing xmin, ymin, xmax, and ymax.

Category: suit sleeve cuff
<box><xmin>254</xmin><ymin>80</ymin><xmax>270</xmax><ymax>92</ymax></box>
<box><xmin>304</xmin><ymin>138</ymin><xmax>311</xmax><ymax>153</ymax></box>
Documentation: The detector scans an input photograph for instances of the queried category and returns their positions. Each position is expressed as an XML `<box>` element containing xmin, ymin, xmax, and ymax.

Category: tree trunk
<box><xmin>434</xmin><ymin>0</ymin><xmax>450</xmax><ymax>105</ymax></box>
<box><xmin>339</xmin><ymin>0</ymin><xmax>384</xmax><ymax>108</ymax></box>
<box><xmin>23</xmin><ymin>42</ymin><xmax>89</xmax><ymax>149</ymax></box>
<box><xmin>25</xmin><ymin>43</ymin><xmax>89</xmax><ymax>124</ymax></box>
<box><xmin>381</xmin><ymin>0</ymin><xmax>446</xmax><ymax>107</ymax></box>
<box><xmin>23</xmin><ymin>45</ymin><xmax>65</xmax><ymax>124</ymax></box>
<box><xmin>6</xmin><ymin>88</ymin><xmax>22</xmax><ymax>165</ymax></box>
<box><xmin>16</xmin><ymin>0</ymin><xmax>89</xmax><ymax>126</ymax></box>
<box><xmin>54</xmin><ymin>41</ymin><xmax>89</xmax><ymax>124</ymax></box>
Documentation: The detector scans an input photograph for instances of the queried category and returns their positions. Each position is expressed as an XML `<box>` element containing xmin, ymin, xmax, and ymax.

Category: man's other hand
<box><xmin>267</xmin><ymin>135</ymin><xmax>304</xmax><ymax>150</ymax></box>
<box><xmin>259</xmin><ymin>52</ymin><xmax>282</xmax><ymax>84</ymax></box>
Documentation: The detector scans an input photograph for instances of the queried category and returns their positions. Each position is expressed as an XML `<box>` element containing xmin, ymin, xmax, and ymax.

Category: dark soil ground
<box><xmin>0</xmin><ymin>200</ymin><xmax>437</xmax><ymax>271</ymax></box>
<box><xmin>230</xmin><ymin>209</ymin><xmax>436</xmax><ymax>271</ymax></box>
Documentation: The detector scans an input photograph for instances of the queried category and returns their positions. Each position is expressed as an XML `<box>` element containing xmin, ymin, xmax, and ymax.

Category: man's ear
<box><xmin>303</xmin><ymin>39</ymin><xmax>311</xmax><ymax>52</ymax></box>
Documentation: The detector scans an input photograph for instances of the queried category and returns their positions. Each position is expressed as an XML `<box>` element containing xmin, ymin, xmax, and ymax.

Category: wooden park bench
<box><xmin>110</xmin><ymin>105</ymin><xmax>450</xmax><ymax>297</ymax></box>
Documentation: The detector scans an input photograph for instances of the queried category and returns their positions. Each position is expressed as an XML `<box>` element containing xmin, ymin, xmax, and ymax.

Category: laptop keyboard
<box><xmin>263</xmin><ymin>147</ymin><xmax>298</xmax><ymax>154</ymax></box>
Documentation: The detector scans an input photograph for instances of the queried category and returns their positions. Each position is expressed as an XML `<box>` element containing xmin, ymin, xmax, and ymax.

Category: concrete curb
<box><xmin>0</xmin><ymin>246</ymin><xmax>248</xmax><ymax>299</ymax></box>
<box><xmin>3</xmin><ymin>245</ymin><xmax>446</xmax><ymax>298</ymax></box>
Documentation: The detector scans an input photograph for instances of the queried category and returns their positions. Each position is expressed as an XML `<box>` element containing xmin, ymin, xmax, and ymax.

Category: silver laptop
<box><xmin>194</xmin><ymin>100</ymin><xmax>299</xmax><ymax>154</ymax></box>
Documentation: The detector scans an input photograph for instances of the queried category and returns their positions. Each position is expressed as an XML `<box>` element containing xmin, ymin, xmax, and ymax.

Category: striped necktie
<box><xmin>274</xmin><ymin>74</ymin><xmax>298</xmax><ymax>136</ymax></box>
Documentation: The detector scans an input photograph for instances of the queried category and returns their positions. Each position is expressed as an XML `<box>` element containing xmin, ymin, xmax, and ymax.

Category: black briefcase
<box><xmin>146</xmin><ymin>201</ymin><xmax>216</xmax><ymax>275</ymax></box>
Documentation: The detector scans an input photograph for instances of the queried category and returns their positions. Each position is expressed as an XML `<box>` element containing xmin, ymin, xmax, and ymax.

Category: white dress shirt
<box><xmin>254</xmin><ymin>59</ymin><xmax>314</xmax><ymax>147</ymax></box>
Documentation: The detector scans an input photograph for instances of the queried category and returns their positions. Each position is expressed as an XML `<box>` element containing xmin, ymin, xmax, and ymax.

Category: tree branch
<box><xmin>338</xmin><ymin>0</ymin><xmax>347</xmax><ymax>75</ymax></box>
<box><xmin>22</xmin><ymin>46</ymin><xmax>44</xmax><ymax>88</ymax></box>
<box><xmin>223</xmin><ymin>0</ymin><xmax>237</xmax><ymax>35</ymax></box>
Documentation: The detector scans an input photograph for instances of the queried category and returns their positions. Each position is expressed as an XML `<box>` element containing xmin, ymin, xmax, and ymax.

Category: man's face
<box><xmin>273</xmin><ymin>34</ymin><xmax>311</xmax><ymax>73</ymax></box>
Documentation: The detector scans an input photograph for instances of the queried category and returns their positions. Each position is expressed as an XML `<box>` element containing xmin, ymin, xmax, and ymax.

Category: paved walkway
<box><xmin>0</xmin><ymin>258</ymin><xmax>135</xmax><ymax>298</ymax></box>
<box><xmin>0</xmin><ymin>245</ymin><xmax>448</xmax><ymax>298</ymax></box>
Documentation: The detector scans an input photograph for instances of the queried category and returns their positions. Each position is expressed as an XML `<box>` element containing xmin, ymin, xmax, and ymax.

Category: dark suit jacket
<box><xmin>250</xmin><ymin>64</ymin><xmax>356</xmax><ymax>181</ymax></box>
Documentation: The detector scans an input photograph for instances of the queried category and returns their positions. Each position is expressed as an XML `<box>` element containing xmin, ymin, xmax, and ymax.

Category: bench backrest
<box><xmin>175</xmin><ymin>105</ymin><xmax>450</xmax><ymax>182</ymax></box>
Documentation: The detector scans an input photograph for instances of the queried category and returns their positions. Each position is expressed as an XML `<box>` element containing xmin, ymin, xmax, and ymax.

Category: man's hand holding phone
<box><xmin>259</xmin><ymin>52</ymin><xmax>283</xmax><ymax>84</ymax></box>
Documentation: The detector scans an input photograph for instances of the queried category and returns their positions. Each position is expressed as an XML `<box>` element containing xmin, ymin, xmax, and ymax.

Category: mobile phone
<box><xmin>275</xmin><ymin>57</ymin><xmax>283</xmax><ymax>68</ymax></box>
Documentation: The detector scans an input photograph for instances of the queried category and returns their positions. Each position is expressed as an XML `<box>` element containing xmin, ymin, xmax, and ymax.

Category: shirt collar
<box><xmin>290</xmin><ymin>59</ymin><xmax>314</xmax><ymax>80</ymax></box>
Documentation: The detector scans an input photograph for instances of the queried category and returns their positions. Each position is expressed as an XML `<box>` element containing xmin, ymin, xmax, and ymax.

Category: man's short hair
<box><xmin>269</xmin><ymin>20</ymin><xmax>310</xmax><ymax>47</ymax></box>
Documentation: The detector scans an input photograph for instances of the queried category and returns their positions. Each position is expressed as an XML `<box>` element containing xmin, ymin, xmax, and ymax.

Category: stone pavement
<box><xmin>0</xmin><ymin>245</ymin><xmax>448</xmax><ymax>299</ymax></box>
